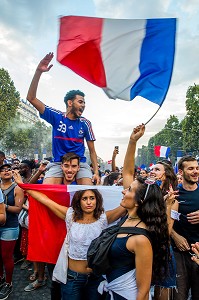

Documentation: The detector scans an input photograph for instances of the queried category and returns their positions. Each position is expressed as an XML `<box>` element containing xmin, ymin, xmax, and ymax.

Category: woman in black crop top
<box><xmin>100</xmin><ymin>125</ymin><xmax>170</xmax><ymax>300</ymax></box>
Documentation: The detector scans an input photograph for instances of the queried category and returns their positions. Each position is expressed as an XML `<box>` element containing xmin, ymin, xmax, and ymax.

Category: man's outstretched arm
<box><xmin>27</xmin><ymin>52</ymin><xmax>54</xmax><ymax>114</ymax></box>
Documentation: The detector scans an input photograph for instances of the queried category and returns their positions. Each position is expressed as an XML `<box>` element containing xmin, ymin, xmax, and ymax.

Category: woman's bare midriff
<box><xmin>68</xmin><ymin>257</ymin><xmax>93</xmax><ymax>274</ymax></box>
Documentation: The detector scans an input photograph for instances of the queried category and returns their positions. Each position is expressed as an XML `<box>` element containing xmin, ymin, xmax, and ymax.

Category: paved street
<box><xmin>9</xmin><ymin>261</ymin><xmax>51</xmax><ymax>300</ymax></box>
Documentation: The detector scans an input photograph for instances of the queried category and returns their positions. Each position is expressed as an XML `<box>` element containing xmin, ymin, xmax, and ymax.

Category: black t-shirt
<box><xmin>172</xmin><ymin>184</ymin><xmax>199</xmax><ymax>247</ymax></box>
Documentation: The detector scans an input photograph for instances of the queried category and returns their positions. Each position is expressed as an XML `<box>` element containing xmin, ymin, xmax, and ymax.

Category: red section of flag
<box><xmin>57</xmin><ymin>16</ymin><xmax>106</xmax><ymax>87</ymax></box>
<box><xmin>154</xmin><ymin>145</ymin><xmax>161</xmax><ymax>157</ymax></box>
<box><xmin>19</xmin><ymin>184</ymin><xmax>69</xmax><ymax>264</ymax></box>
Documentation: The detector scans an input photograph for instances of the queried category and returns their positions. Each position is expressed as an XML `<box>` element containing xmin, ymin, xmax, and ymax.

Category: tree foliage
<box><xmin>182</xmin><ymin>84</ymin><xmax>199</xmax><ymax>155</ymax></box>
<box><xmin>0</xmin><ymin>114</ymin><xmax>52</xmax><ymax>160</ymax></box>
<box><xmin>0</xmin><ymin>68</ymin><xmax>20</xmax><ymax>139</ymax></box>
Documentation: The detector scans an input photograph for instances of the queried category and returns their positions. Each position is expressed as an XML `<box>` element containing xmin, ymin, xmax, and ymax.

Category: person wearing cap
<box><xmin>0</xmin><ymin>163</ymin><xmax>24</xmax><ymax>299</ymax></box>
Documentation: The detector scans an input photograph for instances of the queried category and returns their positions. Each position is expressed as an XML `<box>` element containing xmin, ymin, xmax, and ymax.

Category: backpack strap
<box><xmin>118</xmin><ymin>226</ymin><xmax>152</xmax><ymax>245</ymax></box>
<box><xmin>1</xmin><ymin>183</ymin><xmax>17</xmax><ymax>204</ymax></box>
<box><xmin>2</xmin><ymin>183</ymin><xmax>17</xmax><ymax>197</ymax></box>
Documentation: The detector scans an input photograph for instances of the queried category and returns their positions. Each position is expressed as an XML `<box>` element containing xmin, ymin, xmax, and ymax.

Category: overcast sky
<box><xmin>0</xmin><ymin>0</ymin><xmax>199</xmax><ymax>166</ymax></box>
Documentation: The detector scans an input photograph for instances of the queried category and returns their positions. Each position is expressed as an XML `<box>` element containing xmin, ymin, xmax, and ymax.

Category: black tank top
<box><xmin>107</xmin><ymin>225</ymin><xmax>152</xmax><ymax>282</ymax></box>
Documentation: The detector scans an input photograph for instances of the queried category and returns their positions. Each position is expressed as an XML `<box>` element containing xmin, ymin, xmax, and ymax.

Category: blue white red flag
<box><xmin>57</xmin><ymin>16</ymin><xmax>176</xmax><ymax>106</ymax></box>
<box><xmin>154</xmin><ymin>146</ymin><xmax>171</xmax><ymax>158</ymax></box>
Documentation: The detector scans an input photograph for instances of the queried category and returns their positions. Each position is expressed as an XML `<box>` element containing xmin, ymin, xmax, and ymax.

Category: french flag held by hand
<box><xmin>57</xmin><ymin>16</ymin><xmax>176</xmax><ymax>106</ymax></box>
<box><xmin>154</xmin><ymin>146</ymin><xmax>171</xmax><ymax>158</ymax></box>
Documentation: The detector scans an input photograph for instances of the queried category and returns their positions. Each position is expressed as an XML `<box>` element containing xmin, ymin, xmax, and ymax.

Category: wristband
<box><xmin>6</xmin><ymin>204</ymin><xmax>9</xmax><ymax>210</ymax></box>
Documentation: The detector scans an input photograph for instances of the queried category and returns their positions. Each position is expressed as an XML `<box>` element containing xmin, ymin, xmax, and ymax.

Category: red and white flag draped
<box><xmin>18</xmin><ymin>184</ymin><xmax>122</xmax><ymax>264</ymax></box>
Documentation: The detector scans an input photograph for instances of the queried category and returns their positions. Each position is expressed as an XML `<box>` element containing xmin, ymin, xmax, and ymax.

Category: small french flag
<box><xmin>154</xmin><ymin>146</ymin><xmax>171</xmax><ymax>158</ymax></box>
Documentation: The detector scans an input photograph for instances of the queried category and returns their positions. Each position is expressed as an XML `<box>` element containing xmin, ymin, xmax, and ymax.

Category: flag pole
<box><xmin>144</xmin><ymin>106</ymin><xmax>161</xmax><ymax>125</ymax></box>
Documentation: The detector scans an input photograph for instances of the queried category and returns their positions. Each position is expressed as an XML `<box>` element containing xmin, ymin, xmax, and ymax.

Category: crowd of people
<box><xmin>0</xmin><ymin>53</ymin><xmax>198</xmax><ymax>300</ymax></box>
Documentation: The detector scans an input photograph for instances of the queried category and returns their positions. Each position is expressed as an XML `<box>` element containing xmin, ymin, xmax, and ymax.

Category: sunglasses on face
<box><xmin>0</xmin><ymin>168</ymin><xmax>12</xmax><ymax>172</ymax></box>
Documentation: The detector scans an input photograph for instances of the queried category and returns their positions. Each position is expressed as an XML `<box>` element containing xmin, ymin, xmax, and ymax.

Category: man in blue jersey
<box><xmin>26</xmin><ymin>52</ymin><xmax>100</xmax><ymax>185</ymax></box>
<box><xmin>171</xmin><ymin>156</ymin><xmax>199</xmax><ymax>300</ymax></box>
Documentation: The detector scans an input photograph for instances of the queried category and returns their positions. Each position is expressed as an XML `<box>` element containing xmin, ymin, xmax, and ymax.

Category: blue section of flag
<box><xmin>177</xmin><ymin>150</ymin><xmax>183</xmax><ymax>159</ymax></box>
<box><xmin>130</xmin><ymin>18</ymin><xmax>176</xmax><ymax>106</ymax></box>
<box><xmin>174</xmin><ymin>162</ymin><xmax>178</xmax><ymax>174</ymax></box>
<box><xmin>140</xmin><ymin>164</ymin><xmax>146</xmax><ymax>169</ymax></box>
<box><xmin>165</xmin><ymin>147</ymin><xmax>171</xmax><ymax>159</ymax></box>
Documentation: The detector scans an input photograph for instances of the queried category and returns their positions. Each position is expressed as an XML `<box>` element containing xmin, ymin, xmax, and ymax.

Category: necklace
<box><xmin>127</xmin><ymin>215</ymin><xmax>140</xmax><ymax>221</ymax></box>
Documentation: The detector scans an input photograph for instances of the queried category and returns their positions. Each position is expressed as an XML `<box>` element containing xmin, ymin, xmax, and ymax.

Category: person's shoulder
<box><xmin>179</xmin><ymin>183</ymin><xmax>199</xmax><ymax>193</ymax></box>
<box><xmin>45</xmin><ymin>105</ymin><xmax>63</xmax><ymax>115</ymax></box>
<box><xmin>79</xmin><ymin>116</ymin><xmax>91</xmax><ymax>124</ymax></box>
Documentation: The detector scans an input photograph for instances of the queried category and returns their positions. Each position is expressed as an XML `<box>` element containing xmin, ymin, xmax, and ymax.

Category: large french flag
<box><xmin>154</xmin><ymin>145</ymin><xmax>171</xmax><ymax>158</ymax></box>
<box><xmin>18</xmin><ymin>184</ymin><xmax>122</xmax><ymax>264</ymax></box>
<box><xmin>57</xmin><ymin>16</ymin><xmax>176</xmax><ymax>106</ymax></box>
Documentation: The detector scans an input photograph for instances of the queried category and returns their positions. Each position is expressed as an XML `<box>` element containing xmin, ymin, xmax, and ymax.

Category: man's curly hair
<box><xmin>64</xmin><ymin>90</ymin><xmax>85</xmax><ymax>107</ymax></box>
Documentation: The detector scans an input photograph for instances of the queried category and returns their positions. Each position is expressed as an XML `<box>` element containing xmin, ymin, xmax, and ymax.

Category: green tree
<box><xmin>154</xmin><ymin>115</ymin><xmax>183</xmax><ymax>163</ymax></box>
<box><xmin>0</xmin><ymin>68</ymin><xmax>20</xmax><ymax>139</ymax></box>
<box><xmin>182</xmin><ymin>84</ymin><xmax>199</xmax><ymax>156</ymax></box>
<box><xmin>0</xmin><ymin>115</ymin><xmax>52</xmax><ymax>160</ymax></box>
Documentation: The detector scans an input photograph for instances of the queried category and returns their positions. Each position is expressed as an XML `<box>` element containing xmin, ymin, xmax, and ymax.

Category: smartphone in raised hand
<box><xmin>115</xmin><ymin>146</ymin><xmax>119</xmax><ymax>154</ymax></box>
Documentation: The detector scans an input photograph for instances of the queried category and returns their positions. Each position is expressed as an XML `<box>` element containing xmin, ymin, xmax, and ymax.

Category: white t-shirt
<box><xmin>66</xmin><ymin>207</ymin><xmax>108</xmax><ymax>260</ymax></box>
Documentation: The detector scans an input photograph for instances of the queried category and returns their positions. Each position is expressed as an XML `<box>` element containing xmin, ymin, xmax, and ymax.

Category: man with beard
<box><xmin>171</xmin><ymin>156</ymin><xmax>199</xmax><ymax>300</ymax></box>
<box><xmin>26</xmin><ymin>52</ymin><xmax>100</xmax><ymax>185</ymax></box>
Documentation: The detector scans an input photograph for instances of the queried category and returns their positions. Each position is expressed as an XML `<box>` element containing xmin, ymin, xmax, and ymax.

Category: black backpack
<box><xmin>87</xmin><ymin>216</ymin><xmax>151</xmax><ymax>276</ymax></box>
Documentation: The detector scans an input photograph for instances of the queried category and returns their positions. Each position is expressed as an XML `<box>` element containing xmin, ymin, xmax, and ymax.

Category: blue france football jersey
<box><xmin>40</xmin><ymin>106</ymin><xmax>96</xmax><ymax>162</ymax></box>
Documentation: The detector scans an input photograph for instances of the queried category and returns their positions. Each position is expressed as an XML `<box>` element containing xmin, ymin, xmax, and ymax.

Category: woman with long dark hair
<box><xmin>12</xmin><ymin>170</ymin><xmax>126</xmax><ymax>300</ymax></box>
<box><xmin>98</xmin><ymin>125</ymin><xmax>171</xmax><ymax>300</ymax></box>
<box><xmin>150</xmin><ymin>160</ymin><xmax>179</xmax><ymax>300</ymax></box>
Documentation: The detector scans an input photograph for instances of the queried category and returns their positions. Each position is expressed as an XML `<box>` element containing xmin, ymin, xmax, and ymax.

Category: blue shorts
<box><xmin>153</xmin><ymin>246</ymin><xmax>176</xmax><ymax>288</ymax></box>
<box><xmin>0</xmin><ymin>226</ymin><xmax>19</xmax><ymax>241</ymax></box>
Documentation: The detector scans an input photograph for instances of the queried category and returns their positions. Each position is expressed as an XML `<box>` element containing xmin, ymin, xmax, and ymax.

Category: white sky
<box><xmin>0</xmin><ymin>0</ymin><xmax>199</xmax><ymax>166</ymax></box>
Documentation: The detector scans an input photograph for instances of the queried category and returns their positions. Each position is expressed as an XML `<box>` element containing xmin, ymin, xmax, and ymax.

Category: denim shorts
<box><xmin>44</xmin><ymin>162</ymin><xmax>92</xmax><ymax>179</ymax></box>
<box><xmin>60</xmin><ymin>268</ymin><xmax>103</xmax><ymax>300</ymax></box>
<box><xmin>0</xmin><ymin>226</ymin><xmax>19</xmax><ymax>241</ymax></box>
<box><xmin>153</xmin><ymin>246</ymin><xmax>176</xmax><ymax>288</ymax></box>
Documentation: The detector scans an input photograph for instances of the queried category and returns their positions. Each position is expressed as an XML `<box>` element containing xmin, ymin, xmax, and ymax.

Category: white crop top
<box><xmin>66</xmin><ymin>207</ymin><xmax>108</xmax><ymax>260</ymax></box>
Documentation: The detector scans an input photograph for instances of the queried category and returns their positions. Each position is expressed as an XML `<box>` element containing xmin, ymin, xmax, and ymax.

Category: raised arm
<box><xmin>13</xmin><ymin>170</ymin><xmax>68</xmax><ymax>220</ymax></box>
<box><xmin>29</xmin><ymin>163</ymin><xmax>47</xmax><ymax>184</ymax></box>
<box><xmin>123</xmin><ymin>124</ymin><xmax>145</xmax><ymax>189</ymax></box>
<box><xmin>23</xmin><ymin>189</ymin><xmax>68</xmax><ymax>220</ymax></box>
<box><xmin>111</xmin><ymin>147</ymin><xmax>119</xmax><ymax>172</ymax></box>
<box><xmin>27</xmin><ymin>52</ymin><xmax>54</xmax><ymax>114</ymax></box>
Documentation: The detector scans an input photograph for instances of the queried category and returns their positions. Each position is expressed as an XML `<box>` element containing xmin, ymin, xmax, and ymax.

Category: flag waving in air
<box><xmin>154</xmin><ymin>145</ymin><xmax>171</xmax><ymax>158</ymax></box>
<box><xmin>57</xmin><ymin>16</ymin><xmax>176</xmax><ymax>106</ymax></box>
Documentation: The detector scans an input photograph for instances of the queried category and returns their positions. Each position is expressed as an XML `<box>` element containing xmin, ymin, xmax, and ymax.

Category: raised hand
<box><xmin>12</xmin><ymin>170</ymin><xmax>23</xmax><ymax>184</ymax></box>
<box><xmin>164</xmin><ymin>184</ymin><xmax>179</xmax><ymax>206</ymax></box>
<box><xmin>37</xmin><ymin>52</ymin><xmax>54</xmax><ymax>73</ymax></box>
<box><xmin>130</xmin><ymin>124</ymin><xmax>145</xmax><ymax>142</ymax></box>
